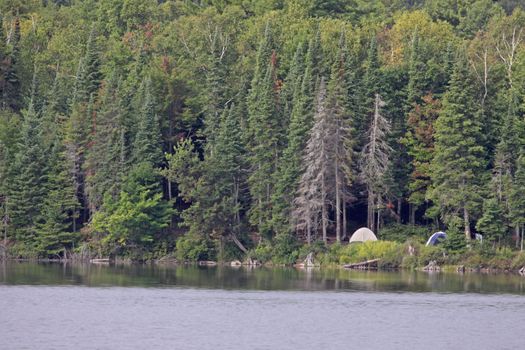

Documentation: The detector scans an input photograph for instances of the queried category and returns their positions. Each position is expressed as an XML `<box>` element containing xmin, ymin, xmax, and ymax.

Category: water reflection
<box><xmin>1</xmin><ymin>261</ymin><xmax>524</xmax><ymax>294</ymax></box>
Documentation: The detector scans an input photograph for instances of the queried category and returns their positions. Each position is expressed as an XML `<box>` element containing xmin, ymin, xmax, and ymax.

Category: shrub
<box><xmin>338</xmin><ymin>241</ymin><xmax>403</xmax><ymax>267</ymax></box>
<box><xmin>248</xmin><ymin>240</ymin><xmax>273</xmax><ymax>263</ymax></box>
<box><xmin>511</xmin><ymin>252</ymin><xmax>525</xmax><ymax>270</ymax></box>
<box><xmin>175</xmin><ymin>234</ymin><xmax>214</xmax><ymax>261</ymax></box>
<box><xmin>271</xmin><ymin>233</ymin><xmax>299</xmax><ymax>265</ymax></box>
<box><xmin>418</xmin><ymin>245</ymin><xmax>445</xmax><ymax>265</ymax></box>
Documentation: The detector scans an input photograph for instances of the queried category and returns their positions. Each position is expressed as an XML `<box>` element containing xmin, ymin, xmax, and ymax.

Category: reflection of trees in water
<box><xmin>1</xmin><ymin>263</ymin><xmax>524</xmax><ymax>294</ymax></box>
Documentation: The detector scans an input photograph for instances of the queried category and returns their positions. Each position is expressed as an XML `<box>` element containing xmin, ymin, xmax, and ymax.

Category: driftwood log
<box><xmin>343</xmin><ymin>259</ymin><xmax>380</xmax><ymax>270</ymax></box>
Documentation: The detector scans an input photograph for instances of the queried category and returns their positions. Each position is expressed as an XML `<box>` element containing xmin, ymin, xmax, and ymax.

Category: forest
<box><xmin>1</xmin><ymin>0</ymin><xmax>525</xmax><ymax>266</ymax></box>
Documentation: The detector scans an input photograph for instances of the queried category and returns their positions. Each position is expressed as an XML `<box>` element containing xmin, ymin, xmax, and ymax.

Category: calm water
<box><xmin>1</xmin><ymin>263</ymin><xmax>524</xmax><ymax>350</ymax></box>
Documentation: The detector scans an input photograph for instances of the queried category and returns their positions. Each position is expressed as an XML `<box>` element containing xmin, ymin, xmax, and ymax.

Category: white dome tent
<box><xmin>349</xmin><ymin>227</ymin><xmax>378</xmax><ymax>243</ymax></box>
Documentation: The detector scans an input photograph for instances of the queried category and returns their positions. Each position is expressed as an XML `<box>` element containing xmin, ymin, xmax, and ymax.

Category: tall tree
<box><xmin>7</xmin><ymin>92</ymin><xmax>48</xmax><ymax>245</ymax></box>
<box><xmin>246</xmin><ymin>25</ymin><xmax>280</xmax><ymax>237</ymax></box>
<box><xmin>359</xmin><ymin>94</ymin><xmax>392</xmax><ymax>233</ymax></box>
<box><xmin>85</xmin><ymin>74</ymin><xmax>128</xmax><ymax>211</ymax></box>
<box><xmin>326</xmin><ymin>33</ymin><xmax>355</xmax><ymax>242</ymax></box>
<box><xmin>293</xmin><ymin>78</ymin><xmax>332</xmax><ymax>244</ymax></box>
<box><xmin>132</xmin><ymin>78</ymin><xmax>163</xmax><ymax>166</ymax></box>
<box><xmin>429</xmin><ymin>50</ymin><xmax>487</xmax><ymax>240</ymax></box>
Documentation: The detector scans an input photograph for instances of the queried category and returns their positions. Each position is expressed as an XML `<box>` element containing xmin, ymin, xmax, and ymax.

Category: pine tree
<box><xmin>65</xmin><ymin>27</ymin><xmax>103</xmax><ymax>223</ymax></box>
<box><xmin>271</xmin><ymin>43</ymin><xmax>307</xmax><ymax>236</ymax></box>
<box><xmin>402</xmin><ymin>94</ymin><xmax>441</xmax><ymax>223</ymax></box>
<box><xmin>7</xmin><ymin>96</ymin><xmax>48</xmax><ymax>245</ymax></box>
<box><xmin>509</xmin><ymin>153</ymin><xmax>525</xmax><ymax>251</ymax></box>
<box><xmin>177</xmin><ymin>103</ymin><xmax>248</xmax><ymax>253</ymax></box>
<box><xmin>476</xmin><ymin>197</ymin><xmax>506</xmax><ymax>245</ymax></box>
<box><xmin>73</xmin><ymin>26</ymin><xmax>102</xmax><ymax>104</ymax></box>
<box><xmin>491</xmin><ymin>87</ymin><xmax>521</xmax><ymax>228</ymax></box>
<box><xmin>85</xmin><ymin>74</ymin><xmax>128</xmax><ymax>211</ymax></box>
<box><xmin>246</xmin><ymin>25</ymin><xmax>280</xmax><ymax>237</ymax></box>
<box><xmin>132</xmin><ymin>78</ymin><xmax>163</xmax><ymax>166</ymax></box>
<box><xmin>36</xmin><ymin>134</ymin><xmax>80</xmax><ymax>257</ymax></box>
<box><xmin>326</xmin><ymin>33</ymin><xmax>355</xmax><ymax>242</ymax></box>
<box><xmin>429</xmin><ymin>50</ymin><xmax>487</xmax><ymax>240</ymax></box>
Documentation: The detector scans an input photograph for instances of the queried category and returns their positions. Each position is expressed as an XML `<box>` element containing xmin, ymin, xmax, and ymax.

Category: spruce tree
<box><xmin>402</xmin><ymin>94</ymin><xmax>440</xmax><ymax>221</ymax></box>
<box><xmin>36</xmin><ymin>134</ymin><xmax>80</xmax><ymax>257</ymax></box>
<box><xmin>246</xmin><ymin>25</ymin><xmax>280</xmax><ymax>237</ymax></box>
<box><xmin>85</xmin><ymin>73</ymin><xmax>128</xmax><ymax>211</ymax></box>
<box><xmin>178</xmin><ymin>103</ymin><xmax>248</xmax><ymax>253</ymax></box>
<box><xmin>509</xmin><ymin>153</ymin><xmax>525</xmax><ymax>251</ymax></box>
<box><xmin>326</xmin><ymin>33</ymin><xmax>355</xmax><ymax>242</ymax></box>
<box><xmin>271</xmin><ymin>43</ymin><xmax>308</xmax><ymax>236</ymax></box>
<box><xmin>73</xmin><ymin>26</ymin><xmax>102</xmax><ymax>104</ymax></box>
<box><xmin>429</xmin><ymin>50</ymin><xmax>487</xmax><ymax>240</ymax></box>
<box><xmin>476</xmin><ymin>197</ymin><xmax>506</xmax><ymax>245</ymax></box>
<box><xmin>132</xmin><ymin>78</ymin><xmax>163</xmax><ymax>166</ymax></box>
<box><xmin>8</xmin><ymin>98</ymin><xmax>48</xmax><ymax>245</ymax></box>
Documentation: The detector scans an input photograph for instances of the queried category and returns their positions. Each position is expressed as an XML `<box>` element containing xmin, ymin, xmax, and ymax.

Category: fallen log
<box><xmin>90</xmin><ymin>258</ymin><xmax>111</xmax><ymax>264</ymax></box>
<box><xmin>343</xmin><ymin>258</ymin><xmax>381</xmax><ymax>270</ymax></box>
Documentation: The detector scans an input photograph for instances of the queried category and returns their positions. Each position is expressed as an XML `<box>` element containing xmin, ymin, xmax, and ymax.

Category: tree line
<box><xmin>1</xmin><ymin>0</ymin><xmax>525</xmax><ymax>260</ymax></box>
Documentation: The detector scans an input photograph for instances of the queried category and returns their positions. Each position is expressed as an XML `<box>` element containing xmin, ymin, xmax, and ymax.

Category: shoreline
<box><xmin>2</xmin><ymin>257</ymin><xmax>525</xmax><ymax>277</ymax></box>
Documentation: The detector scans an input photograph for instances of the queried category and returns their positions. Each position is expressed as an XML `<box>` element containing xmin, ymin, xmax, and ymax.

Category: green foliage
<box><xmin>91</xmin><ymin>163</ymin><xmax>174</xmax><ymax>255</ymax></box>
<box><xmin>443</xmin><ymin>216</ymin><xmax>467</xmax><ymax>253</ymax></box>
<box><xmin>250</xmin><ymin>240</ymin><xmax>273</xmax><ymax>263</ymax></box>
<box><xmin>338</xmin><ymin>241</ymin><xmax>404</xmax><ymax>268</ymax></box>
<box><xmin>175</xmin><ymin>233</ymin><xmax>214</xmax><ymax>262</ymax></box>
<box><xmin>476</xmin><ymin>198</ymin><xmax>507</xmax><ymax>243</ymax></box>
<box><xmin>429</xmin><ymin>49</ymin><xmax>487</xmax><ymax>236</ymax></box>
<box><xmin>3</xmin><ymin>0</ymin><xmax>525</xmax><ymax>261</ymax></box>
<box><xmin>7</xmin><ymin>101</ymin><xmax>48</xmax><ymax>244</ymax></box>
<box><xmin>271</xmin><ymin>233</ymin><xmax>299</xmax><ymax>264</ymax></box>
<box><xmin>379</xmin><ymin>223</ymin><xmax>431</xmax><ymax>243</ymax></box>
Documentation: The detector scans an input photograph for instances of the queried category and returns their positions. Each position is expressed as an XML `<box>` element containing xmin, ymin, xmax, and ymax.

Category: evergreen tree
<box><xmin>271</xmin><ymin>43</ymin><xmax>307</xmax><ymax>236</ymax></box>
<box><xmin>429</xmin><ymin>50</ymin><xmax>487</xmax><ymax>239</ymax></box>
<box><xmin>174</xmin><ymin>103</ymin><xmax>248</xmax><ymax>253</ymax></box>
<box><xmin>65</xmin><ymin>27</ymin><xmax>103</xmax><ymax>223</ymax></box>
<box><xmin>476</xmin><ymin>197</ymin><xmax>506</xmax><ymax>245</ymax></box>
<box><xmin>91</xmin><ymin>162</ymin><xmax>174</xmax><ymax>256</ymax></box>
<box><xmin>7</xmin><ymin>97</ymin><xmax>48</xmax><ymax>245</ymax></box>
<box><xmin>73</xmin><ymin>26</ymin><xmax>102</xmax><ymax>104</ymax></box>
<box><xmin>246</xmin><ymin>25</ymin><xmax>280</xmax><ymax>237</ymax></box>
<box><xmin>132</xmin><ymin>78</ymin><xmax>163</xmax><ymax>166</ymax></box>
<box><xmin>326</xmin><ymin>33</ymin><xmax>355</xmax><ymax>242</ymax></box>
<box><xmin>509</xmin><ymin>153</ymin><xmax>525</xmax><ymax>251</ymax></box>
<box><xmin>1</xmin><ymin>17</ymin><xmax>21</xmax><ymax>111</ymax></box>
<box><xmin>85</xmin><ymin>74</ymin><xmax>128</xmax><ymax>211</ymax></box>
<box><xmin>402</xmin><ymin>94</ymin><xmax>441</xmax><ymax>223</ymax></box>
<box><xmin>36</xmin><ymin>134</ymin><xmax>80</xmax><ymax>257</ymax></box>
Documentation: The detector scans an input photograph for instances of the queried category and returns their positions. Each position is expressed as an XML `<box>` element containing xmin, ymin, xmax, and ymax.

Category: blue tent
<box><xmin>425</xmin><ymin>232</ymin><xmax>447</xmax><ymax>246</ymax></box>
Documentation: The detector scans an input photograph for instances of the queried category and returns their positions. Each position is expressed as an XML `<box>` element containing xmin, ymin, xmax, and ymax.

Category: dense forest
<box><xmin>1</xmin><ymin>0</ymin><xmax>525</xmax><ymax>263</ymax></box>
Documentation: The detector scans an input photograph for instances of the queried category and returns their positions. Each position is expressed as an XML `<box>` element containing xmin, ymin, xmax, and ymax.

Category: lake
<box><xmin>1</xmin><ymin>263</ymin><xmax>524</xmax><ymax>350</ymax></box>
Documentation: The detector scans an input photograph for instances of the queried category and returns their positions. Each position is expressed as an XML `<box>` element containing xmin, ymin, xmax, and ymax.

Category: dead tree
<box><xmin>359</xmin><ymin>94</ymin><xmax>392</xmax><ymax>233</ymax></box>
<box><xmin>293</xmin><ymin>78</ymin><xmax>332</xmax><ymax>244</ymax></box>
